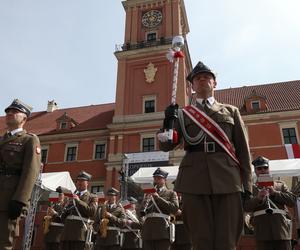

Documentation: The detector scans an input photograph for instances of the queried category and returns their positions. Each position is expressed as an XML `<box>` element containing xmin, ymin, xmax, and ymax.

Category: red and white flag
<box><xmin>96</xmin><ymin>191</ymin><xmax>105</xmax><ymax>203</ymax></box>
<box><xmin>48</xmin><ymin>192</ymin><xmax>60</xmax><ymax>202</ymax></box>
<box><xmin>63</xmin><ymin>189</ymin><xmax>75</xmax><ymax>198</ymax></box>
<box><xmin>141</xmin><ymin>183</ymin><xmax>156</xmax><ymax>194</ymax></box>
<box><xmin>257</xmin><ymin>174</ymin><xmax>274</xmax><ymax>188</ymax></box>
<box><xmin>120</xmin><ymin>200</ymin><xmax>132</xmax><ymax>210</ymax></box>
<box><xmin>285</xmin><ymin>144</ymin><xmax>300</xmax><ymax>159</ymax></box>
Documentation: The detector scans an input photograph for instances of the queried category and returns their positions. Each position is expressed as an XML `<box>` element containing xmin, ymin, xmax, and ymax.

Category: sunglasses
<box><xmin>256</xmin><ymin>166</ymin><xmax>269</xmax><ymax>171</ymax></box>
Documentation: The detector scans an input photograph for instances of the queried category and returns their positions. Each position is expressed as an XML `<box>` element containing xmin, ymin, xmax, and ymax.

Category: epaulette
<box><xmin>90</xmin><ymin>193</ymin><xmax>98</xmax><ymax>203</ymax></box>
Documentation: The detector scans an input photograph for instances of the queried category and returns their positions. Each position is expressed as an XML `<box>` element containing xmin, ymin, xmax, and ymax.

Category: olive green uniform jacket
<box><xmin>94</xmin><ymin>202</ymin><xmax>126</xmax><ymax>247</ymax></box>
<box><xmin>160</xmin><ymin>102</ymin><xmax>252</xmax><ymax>195</ymax></box>
<box><xmin>61</xmin><ymin>191</ymin><xmax>98</xmax><ymax>242</ymax></box>
<box><xmin>244</xmin><ymin>180</ymin><xmax>296</xmax><ymax>241</ymax></box>
<box><xmin>0</xmin><ymin>130</ymin><xmax>41</xmax><ymax>249</ymax></box>
<box><xmin>141</xmin><ymin>186</ymin><xmax>179</xmax><ymax>241</ymax></box>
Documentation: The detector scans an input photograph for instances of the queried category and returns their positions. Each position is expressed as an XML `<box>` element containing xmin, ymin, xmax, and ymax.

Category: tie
<box><xmin>202</xmin><ymin>100</ymin><xmax>210</xmax><ymax>113</ymax></box>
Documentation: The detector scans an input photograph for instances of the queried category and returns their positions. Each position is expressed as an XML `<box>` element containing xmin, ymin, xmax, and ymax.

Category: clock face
<box><xmin>142</xmin><ymin>10</ymin><xmax>163</xmax><ymax>28</ymax></box>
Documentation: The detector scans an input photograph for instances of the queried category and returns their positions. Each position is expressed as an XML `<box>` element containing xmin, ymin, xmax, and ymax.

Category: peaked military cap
<box><xmin>76</xmin><ymin>170</ymin><xmax>92</xmax><ymax>181</ymax></box>
<box><xmin>186</xmin><ymin>61</ymin><xmax>216</xmax><ymax>83</ymax></box>
<box><xmin>252</xmin><ymin>156</ymin><xmax>269</xmax><ymax>168</ymax></box>
<box><xmin>128</xmin><ymin>196</ymin><xmax>138</xmax><ymax>204</ymax></box>
<box><xmin>5</xmin><ymin>99</ymin><xmax>33</xmax><ymax>117</ymax></box>
<box><xmin>153</xmin><ymin>167</ymin><xmax>168</xmax><ymax>178</ymax></box>
<box><xmin>106</xmin><ymin>187</ymin><xmax>119</xmax><ymax>196</ymax></box>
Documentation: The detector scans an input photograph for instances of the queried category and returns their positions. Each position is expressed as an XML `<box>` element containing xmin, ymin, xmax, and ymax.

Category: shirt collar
<box><xmin>196</xmin><ymin>96</ymin><xmax>215</xmax><ymax>107</ymax></box>
<box><xmin>8</xmin><ymin>128</ymin><xmax>23</xmax><ymax>136</ymax></box>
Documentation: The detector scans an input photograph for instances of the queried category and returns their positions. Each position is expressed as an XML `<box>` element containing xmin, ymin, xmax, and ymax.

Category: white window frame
<box><xmin>140</xmin><ymin>133</ymin><xmax>156</xmax><ymax>152</ymax></box>
<box><xmin>41</xmin><ymin>145</ymin><xmax>49</xmax><ymax>164</ymax></box>
<box><xmin>93</xmin><ymin>141</ymin><xmax>107</xmax><ymax>160</ymax></box>
<box><xmin>279</xmin><ymin>121</ymin><xmax>299</xmax><ymax>145</ymax></box>
<box><xmin>251</xmin><ymin>100</ymin><xmax>260</xmax><ymax>110</ymax></box>
<box><xmin>60</xmin><ymin>121</ymin><xmax>67</xmax><ymax>129</ymax></box>
<box><xmin>90</xmin><ymin>182</ymin><xmax>105</xmax><ymax>194</ymax></box>
<box><xmin>64</xmin><ymin>143</ymin><xmax>78</xmax><ymax>162</ymax></box>
<box><xmin>143</xmin><ymin>95</ymin><xmax>156</xmax><ymax>114</ymax></box>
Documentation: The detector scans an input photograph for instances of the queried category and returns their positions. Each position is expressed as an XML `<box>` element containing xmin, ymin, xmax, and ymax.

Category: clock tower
<box><xmin>106</xmin><ymin>0</ymin><xmax>192</xmax><ymax>188</ymax></box>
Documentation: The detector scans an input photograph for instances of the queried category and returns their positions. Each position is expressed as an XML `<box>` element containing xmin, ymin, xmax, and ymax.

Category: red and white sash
<box><xmin>182</xmin><ymin>105</ymin><xmax>240</xmax><ymax>165</ymax></box>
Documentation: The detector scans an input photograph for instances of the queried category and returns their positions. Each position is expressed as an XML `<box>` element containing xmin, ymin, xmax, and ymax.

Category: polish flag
<box><xmin>141</xmin><ymin>183</ymin><xmax>156</xmax><ymax>194</ymax></box>
<box><xmin>96</xmin><ymin>191</ymin><xmax>105</xmax><ymax>203</ymax></box>
<box><xmin>257</xmin><ymin>174</ymin><xmax>274</xmax><ymax>188</ymax></box>
<box><xmin>63</xmin><ymin>189</ymin><xmax>75</xmax><ymax>198</ymax></box>
<box><xmin>48</xmin><ymin>192</ymin><xmax>60</xmax><ymax>202</ymax></box>
<box><xmin>285</xmin><ymin>144</ymin><xmax>300</xmax><ymax>159</ymax></box>
<box><xmin>120</xmin><ymin>200</ymin><xmax>132</xmax><ymax>210</ymax></box>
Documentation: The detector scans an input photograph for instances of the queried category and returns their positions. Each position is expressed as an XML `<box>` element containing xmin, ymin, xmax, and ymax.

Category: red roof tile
<box><xmin>215</xmin><ymin>80</ymin><xmax>300</xmax><ymax>114</ymax></box>
<box><xmin>0</xmin><ymin>103</ymin><xmax>115</xmax><ymax>136</ymax></box>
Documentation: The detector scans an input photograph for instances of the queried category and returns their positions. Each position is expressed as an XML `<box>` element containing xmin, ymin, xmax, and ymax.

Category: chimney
<box><xmin>47</xmin><ymin>100</ymin><xmax>58</xmax><ymax>112</ymax></box>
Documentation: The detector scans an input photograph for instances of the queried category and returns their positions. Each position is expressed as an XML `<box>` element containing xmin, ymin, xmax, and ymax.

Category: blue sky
<box><xmin>0</xmin><ymin>0</ymin><xmax>299</xmax><ymax>114</ymax></box>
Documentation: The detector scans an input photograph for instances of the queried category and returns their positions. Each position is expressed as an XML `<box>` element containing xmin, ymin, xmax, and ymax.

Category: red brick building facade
<box><xmin>0</xmin><ymin>0</ymin><xmax>300</xmax><ymax>249</ymax></box>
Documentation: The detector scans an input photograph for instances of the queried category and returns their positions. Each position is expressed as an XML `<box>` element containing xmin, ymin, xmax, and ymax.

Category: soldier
<box><xmin>244</xmin><ymin>156</ymin><xmax>296</xmax><ymax>250</ymax></box>
<box><xmin>44</xmin><ymin>191</ymin><xmax>66</xmax><ymax>250</ymax></box>
<box><xmin>140</xmin><ymin>168</ymin><xmax>179</xmax><ymax>250</ymax></box>
<box><xmin>171</xmin><ymin>191</ymin><xmax>192</xmax><ymax>250</ymax></box>
<box><xmin>61</xmin><ymin>171</ymin><xmax>98</xmax><ymax>250</ymax></box>
<box><xmin>158</xmin><ymin>61</ymin><xmax>252</xmax><ymax>250</ymax></box>
<box><xmin>0</xmin><ymin>99</ymin><xmax>41</xmax><ymax>250</ymax></box>
<box><xmin>94</xmin><ymin>187</ymin><xmax>126</xmax><ymax>250</ymax></box>
<box><xmin>121</xmin><ymin>197</ymin><xmax>142</xmax><ymax>250</ymax></box>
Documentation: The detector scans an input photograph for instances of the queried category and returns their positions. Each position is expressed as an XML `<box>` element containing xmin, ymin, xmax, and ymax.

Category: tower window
<box><xmin>41</xmin><ymin>149</ymin><xmax>48</xmax><ymax>164</ymax></box>
<box><xmin>144</xmin><ymin>100</ymin><xmax>155</xmax><ymax>113</ymax></box>
<box><xmin>147</xmin><ymin>32</ymin><xmax>157</xmax><ymax>41</ymax></box>
<box><xmin>282</xmin><ymin>128</ymin><xmax>298</xmax><ymax>144</ymax></box>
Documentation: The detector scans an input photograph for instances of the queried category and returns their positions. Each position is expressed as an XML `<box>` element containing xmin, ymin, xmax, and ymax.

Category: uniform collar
<box><xmin>196</xmin><ymin>96</ymin><xmax>215</xmax><ymax>107</ymax></box>
<box><xmin>8</xmin><ymin>128</ymin><xmax>23</xmax><ymax>136</ymax></box>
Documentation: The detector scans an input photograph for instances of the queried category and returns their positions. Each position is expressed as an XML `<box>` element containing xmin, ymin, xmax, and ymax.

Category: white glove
<box><xmin>157</xmin><ymin>131</ymin><xmax>171</xmax><ymax>142</ymax></box>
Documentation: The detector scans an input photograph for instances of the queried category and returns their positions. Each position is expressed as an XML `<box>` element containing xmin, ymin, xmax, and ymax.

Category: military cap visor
<box><xmin>5</xmin><ymin>99</ymin><xmax>32</xmax><ymax>117</ymax></box>
<box><xmin>106</xmin><ymin>187</ymin><xmax>119</xmax><ymax>196</ymax></box>
<box><xmin>76</xmin><ymin>171</ymin><xmax>92</xmax><ymax>181</ymax></box>
<box><xmin>153</xmin><ymin>167</ymin><xmax>168</xmax><ymax>178</ymax></box>
<box><xmin>252</xmin><ymin>156</ymin><xmax>269</xmax><ymax>168</ymax></box>
<box><xmin>186</xmin><ymin>61</ymin><xmax>216</xmax><ymax>83</ymax></box>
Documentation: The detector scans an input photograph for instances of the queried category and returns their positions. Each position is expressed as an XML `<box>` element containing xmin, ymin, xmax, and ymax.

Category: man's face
<box><xmin>76</xmin><ymin>179</ymin><xmax>88</xmax><ymax>191</ymax></box>
<box><xmin>192</xmin><ymin>72</ymin><xmax>217</xmax><ymax>96</ymax></box>
<box><xmin>153</xmin><ymin>176</ymin><xmax>166</xmax><ymax>187</ymax></box>
<box><xmin>5</xmin><ymin>109</ymin><xmax>27</xmax><ymax>128</ymax></box>
<box><xmin>107</xmin><ymin>195</ymin><xmax>116</xmax><ymax>204</ymax></box>
<box><xmin>254</xmin><ymin>165</ymin><xmax>270</xmax><ymax>177</ymax></box>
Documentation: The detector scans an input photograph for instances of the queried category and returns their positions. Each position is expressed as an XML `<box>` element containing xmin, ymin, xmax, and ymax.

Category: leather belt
<box><xmin>253</xmin><ymin>209</ymin><xmax>286</xmax><ymax>217</ymax></box>
<box><xmin>144</xmin><ymin>213</ymin><xmax>170</xmax><ymax>220</ymax></box>
<box><xmin>66</xmin><ymin>215</ymin><xmax>94</xmax><ymax>223</ymax></box>
<box><xmin>50</xmin><ymin>222</ymin><xmax>64</xmax><ymax>227</ymax></box>
<box><xmin>186</xmin><ymin>142</ymin><xmax>222</xmax><ymax>153</ymax></box>
<box><xmin>0</xmin><ymin>167</ymin><xmax>22</xmax><ymax>176</ymax></box>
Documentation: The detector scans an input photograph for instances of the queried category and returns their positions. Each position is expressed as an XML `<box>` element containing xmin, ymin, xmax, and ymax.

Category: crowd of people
<box><xmin>0</xmin><ymin>60</ymin><xmax>299</xmax><ymax>250</ymax></box>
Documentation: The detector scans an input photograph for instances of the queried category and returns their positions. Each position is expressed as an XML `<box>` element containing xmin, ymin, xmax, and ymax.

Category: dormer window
<box><xmin>251</xmin><ymin>100</ymin><xmax>260</xmax><ymax>111</ymax></box>
<box><xmin>60</xmin><ymin>122</ymin><xmax>67</xmax><ymax>129</ymax></box>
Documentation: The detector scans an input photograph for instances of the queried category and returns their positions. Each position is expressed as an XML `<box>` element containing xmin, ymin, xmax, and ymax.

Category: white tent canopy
<box><xmin>131</xmin><ymin>159</ymin><xmax>300</xmax><ymax>183</ymax></box>
<box><xmin>41</xmin><ymin>171</ymin><xmax>76</xmax><ymax>192</ymax></box>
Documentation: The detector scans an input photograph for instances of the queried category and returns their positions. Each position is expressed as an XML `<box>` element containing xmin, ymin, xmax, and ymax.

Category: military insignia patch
<box><xmin>36</xmin><ymin>146</ymin><xmax>41</xmax><ymax>154</ymax></box>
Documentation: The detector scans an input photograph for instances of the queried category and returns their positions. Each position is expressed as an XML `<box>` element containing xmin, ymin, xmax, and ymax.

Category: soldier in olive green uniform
<box><xmin>44</xmin><ymin>192</ymin><xmax>66</xmax><ymax>250</ymax></box>
<box><xmin>61</xmin><ymin>171</ymin><xmax>98</xmax><ymax>250</ymax></box>
<box><xmin>0</xmin><ymin>99</ymin><xmax>41</xmax><ymax>250</ymax></box>
<box><xmin>121</xmin><ymin>197</ymin><xmax>142</xmax><ymax>250</ymax></box>
<box><xmin>171</xmin><ymin>192</ymin><xmax>192</xmax><ymax>250</ymax></box>
<box><xmin>140</xmin><ymin>168</ymin><xmax>179</xmax><ymax>250</ymax></box>
<box><xmin>244</xmin><ymin>156</ymin><xmax>296</xmax><ymax>250</ymax></box>
<box><xmin>158</xmin><ymin>62</ymin><xmax>252</xmax><ymax>250</ymax></box>
<box><xmin>94</xmin><ymin>187</ymin><xmax>126</xmax><ymax>250</ymax></box>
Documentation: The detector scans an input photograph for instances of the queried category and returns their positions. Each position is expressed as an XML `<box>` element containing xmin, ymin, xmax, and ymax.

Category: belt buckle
<box><xmin>205</xmin><ymin>142</ymin><xmax>215</xmax><ymax>153</ymax></box>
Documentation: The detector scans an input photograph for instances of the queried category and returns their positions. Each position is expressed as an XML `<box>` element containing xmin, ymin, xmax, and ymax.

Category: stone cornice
<box><xmin>242</xmin><ymin>110</ymin><xmax>300</xmax><ymax>123</ymax></box>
